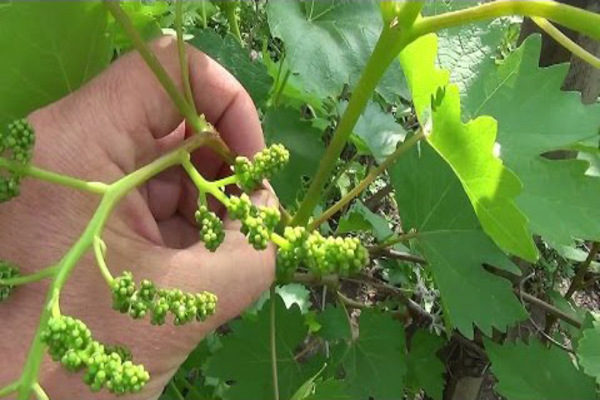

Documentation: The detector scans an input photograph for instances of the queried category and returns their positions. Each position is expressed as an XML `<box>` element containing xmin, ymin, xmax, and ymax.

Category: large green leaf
<box><xmin>390</xmin><ymin>142</ymin><xmax>526</xmax><ymax>338</ymax></box>
<box><xmin>459</xmin><ymin>35</ymin><xmax>600</xmax><ymax>247</ymax></box>
<box><xmin>338</xmin><ymin>310</ymin><xmax>407</xmax><ymax>399</ymax></box>
<box><xmin>399</xmin><ymin>33</ymin><xmax>537</xmax><ymax>261</ymax></box>
<box><xmin>263</xmin><ymin>107</ymin><xmax>325</xmax><ymax>206</ymax></box>
<box><xmin>486</xmin><ymin>338</ymin><xmax>597</xmax><ymax>400</ymax></box>
<box><xmin>406</xmin><ymin>330</ymin><xmax>445</xmax><ymax>400</ymax></box>
<box><xmin>0</xmin><ymin>1</ymin><xmax>112</xmax><ymax>126</ymax></box>
<box><xmin>316</xmin><ymin>305</ymin><xmax>351</xmax><ymax>342</ymax></box>
<box><xmin>267</xmin><ymin>0</ymin><xmax>408</xmax><ymax>102</ymax></box>
<box><xmin>207</xmin><ymin>295</ymin><xmax>315</xmax><ymax>400</ymax></box>
<box><xmin>577</xmin><ymin>325</ymin><xmax>600</xmax><ymax>384</ymax></box>
<box><xmin>190</xmin><ymin>30</ymin><xmax>273</xmax><ymax>106</ymax></box>
<box><xmin>424</xmin><ymin>0</ymin><xmax>513</xmax><ymax>96</ymax></box>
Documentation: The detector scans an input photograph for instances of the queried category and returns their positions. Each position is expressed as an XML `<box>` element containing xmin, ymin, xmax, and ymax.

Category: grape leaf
<box><xmin>110</xmin><ymin>1</ymin><xmax>165</xmax><ymax>51</ymax></box>
<box><xmin>406</xmin><ymin>330</ymin><xmax>445</xmax><ymax>400</ymax></box>
<box><xmin>305</xmin><ymin>380</ymin><xmax>350</xmax><ymax>400</ymax></box>
<box><xmin>339</xmin><ymin>310</ymin><xmax>407</xmax><ymax>399</ymax></box>
<box><xmin>190</xmin><ymin>30</ymin><xmax>273</xmax><ymax>106</ymax></box>
<box><xmin>207</xmin><ymin>295</ymin><xmax>316</xmax><ymax>400</ymax></box>
<box><xmin>424</xmin><ymin>0</ymin><xmax>514</xmax><ymax>96</ymax></box>
<box><xmin>390</xmin><ymin>142</ymin><xmax>526</xmax><ymax>338</ymax></box>
<box><xmin>267</xmin><ymin>0</ymin><xmax>408</xmax><ymax>102</ymax></box>
<box><xmin>577</xmin><ymin>325</ymin><xmax>600</xmax><ymax>384</ymax></box>
<box><xmin>263</xmin><ymin>107</ymin><xmax>325</xmax><ymax>206</ymax></box>
<box><xmin>336</xmin><ymin>201</ymin><xmax>394</xmax><ymax>242</ymax></box>
<box><xmin>399</xmin><ymin>33</ymin><xmax>537</xmax><ymax>261</ymax></box>
<box><xmin>316</xmin><ymin>305</ymin><xmax>351</xmax><ymax>342</ymax></box>
<box><xmin>459</xmin><ymin>35</ymin><xmax>600</xmax><ymax>247</ymax></box>
<box><xmin>351</xmin><ymin>100</ymin><xmax>407</xmax><ymax>163</ymax></box>
<box><xmin>486</xmin><ymin>338</ymin><xmax>597</xmax><ymax>400</ymax></box>
<box><xmin>0</xmin><ymin>1</ymin><xmax>112</xmax><ymax>127</ymax></box>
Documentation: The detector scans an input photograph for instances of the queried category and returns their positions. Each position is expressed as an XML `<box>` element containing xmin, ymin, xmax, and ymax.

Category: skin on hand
<box><xmin>0</xmin><ymin>36</ymin><xmax>276</xmax><ymax>400</ymax></box>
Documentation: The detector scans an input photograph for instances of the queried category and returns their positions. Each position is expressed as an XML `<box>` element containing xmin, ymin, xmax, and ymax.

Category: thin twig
<box><xmin>368</xmin><ymin>231</ymin><xmax>419</xmax><ymax>253</ymax></box>
<box><xmin>565</xmin><ymin>242</ymin><xmax>600</xmax><ymax>300</ymax></box>
<box><xmin>369</xmin><ymin>248</ymin><xmax>426</xmax><ymax>265</ymax></box>
<box><xmin>516</xmin><ymin>290</ymin><xmax>582</xmax><ymax>329</ymax></box>
<box><xmin>309</xmin><ymin>131</ymin><xmax>425</xmax><ymax>230</ymax></box>
<box><xmin>269</xmin><ymin>286</ymin><xmax>280</xmax><ymax>400</ymax></box>
<box><xmin>104</xmin><ymin>1</ymin><xmax>205</xmax><ymax>133</ymax></box>
<box><xmin>175</xmin><ymin>0</ymin><xmax>196</xmax><ymax>109</ymax></box>
<box><xmin>532</xmin><ymin>17</ymin><xmax>600</xmax><ymax>69</ymax></box>
<box><xmin>337</xmin><ymin>291</ymin><xmax>368</xmax><ymax>309</ymax></box>
<box><xmin>364</xmin><ymin>184</ymin><xmax>393</xmax><ymax>210</ymax></box>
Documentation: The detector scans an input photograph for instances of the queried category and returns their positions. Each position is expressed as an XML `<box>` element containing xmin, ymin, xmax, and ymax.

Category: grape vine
<box><xmin>0</xmin><ymin>1</ymin><xmax>599</xmax><ymax>400</ymax></box>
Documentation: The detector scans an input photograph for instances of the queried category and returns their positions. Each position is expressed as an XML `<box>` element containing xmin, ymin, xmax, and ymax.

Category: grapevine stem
<box><xmin>337</xmin><ymin>291</ymin><xmax>367</xmax><ymax>309</ymax></box>
<box><xmin>273</xmin><ymin>69</ymin><xmax>291</xmax><ymax>107</ymax></box>
<box><xmin>212</xmin><ymin>175</ymin><xmax>239</xmax><ymax>188</ymax></box>
<box><xmin>309</xmin><ymin>131</ymin><xmax>425</xmax><ymax>230</ymax></box>
<box><xmin>104</xmin><ymin>0</ymin><xmax>209</xmax><ymax>134</ymax></box>
<box><xmin>269</xmin><ymin>286</ymin><xmax>280</xmax><ymax>400</ymax></box>
<box><xmin>412</xmin><ymin>1</ymin><xmax>600</xmax><ymax>41</ymax></box>
<box><xmin>181</xmin><ymin>156</ymin><xmax>230</xmax><ymax>206</ymax></box>
<box><xmin>32</xmin><ymin>383</ymin><xmax>49</xmax><ymax>400</ymax></box>
<box><xmin>15</xmin><ymin>135</ymin><xmax>210</xmax><ymax>400</ymax></box>
<box><xmin>565</xmin><ymin>242</ymin><xmax>600</xmax><ymax>300</ymax></box>
<box><xmin>169</xmin><ymin>381</ymin><xmax>185</xmax><ymax>400</ymax></box>
<box><xmin>292</xmin><ymin>27</ymin><xmax>414</xmax><ymax>226</ymax></box>
<box><xmin>223</xmin><ymin>1</ymin><xmax>243</xmax><ymax>45</ymax></box>
<box><xmin>369</xmin><ymin>231</ymin><xmax>419</xmax><ymax>253</ymax></box>
<box><xmin>93</xmin><ymin>236</ymin><xmax>114</xmax><ymax>285</ymax></box>
<box><xmin>175</xmin><ymin>0</ymin><xmax>197</xmax><ymax>110</ymax></box>
<box><xmin>531</xmin><ymin>17</ymin><xmax>600</xmax><ymax>69</ymax></box>
<box><xmin>0</xmin><ymin>381</ymin><xmax>19</xmax><ymax>397</ymax></box>
<box><xmin>200</xmin><ymin>1</ymin><xmax>208</xmax><ymax>29</ymax></box>
<box><xmin>0</xmin><ymin>157</ymin><xmax>108</xmax><ymax>194</ymax></box>
<box><xmin>0</xmin><ymin>265</ymin><xmax>58</xmax><ymax>287</ymax></box>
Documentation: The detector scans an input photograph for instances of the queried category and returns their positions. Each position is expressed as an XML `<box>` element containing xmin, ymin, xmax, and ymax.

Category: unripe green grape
<box><xmin>0</xmin><ymin>118</ymin><xmax>35</xmax><ymax>202</ymax></box>
<box><xmin>228</xmin><ymin>194</ymin><xmax>281</xmax><ymax>250</ymax></box>
<box><xmin>195</xmin><ymin>205</ymin><xmax>225</xmax><ymax>251</ymax></box>
<box><xmin>233</xmin><ymin>144</ymin><xmax>290</xmax><ymax>192</ymax></box>
<box><xmin>275</xmin><ymin>229</ymin><xmax>369</xmax><ymax>279</ymax></box>
<box><xmin>111</xmin><ymin>271</ymin><xmax>136</xmax><ymax>313</ymax></box>
<box><xmin>0</xmin><ymin>260</ymin><xmax>19</xmax><ymax>301</ymax></box>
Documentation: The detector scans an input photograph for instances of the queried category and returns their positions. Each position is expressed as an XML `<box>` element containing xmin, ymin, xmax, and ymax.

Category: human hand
<box><xmin>0</xmin><ymin>36</ymin><xmax>276</xmax><ymax>399</ymax></box>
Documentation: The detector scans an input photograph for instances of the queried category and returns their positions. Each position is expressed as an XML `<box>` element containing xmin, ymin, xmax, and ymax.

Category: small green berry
<box><xmin>0</xmin><ymin>260</ymin><xmax>19</xmax><ymax>301</ymax></box>
<box><xmin>195</xmin><ymin>205</ymin><xmax>225</xmax><ymax>252</ymax></box>
<box><xmin>233</xmin><ymin>144</ymin><xmax>289</xmax><ymax>192</ymax></box>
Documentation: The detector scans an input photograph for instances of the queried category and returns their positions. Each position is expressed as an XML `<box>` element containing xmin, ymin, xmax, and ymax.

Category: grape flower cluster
<box><xmin>277</xmin><ymin>227</ymin><xmax>369</xmax><ymax>280</ymax></box>
<box><xmin>0</xmin><ymin>260</ymin><xmax>19</xmax><ymax>301</ymax></box>
<box><xmin>233</xmin><ymin>144</ymin><xmax>289</xmax><ymax>192</ymax></box>
<box><xmin>0</xmin><ymin>119</ymin><xmax>35</xmax><ymax>202</ymax></box>
<box><xmin>195</xmin><ymin>205</ymin><xmax>225</xmax><ymax>251</ymax></box>
<box><xmin>41</xmin><ymin>315</ymin><xmax>149</xmax><ymax>395</ymax></box>
<box><xmin>227</xmin><ymin>193</ymin><xmax>280</xmax><ymax>250</ymax></box>
<box><xmin>111</xmin><ymin>271</ymin><xmax>217</xmax><ymax>326</ymax></box>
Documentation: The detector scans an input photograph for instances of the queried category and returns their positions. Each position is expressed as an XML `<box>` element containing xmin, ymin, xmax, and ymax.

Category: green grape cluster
<box><xmin>0</xmin><ymin>119</ymin><xmax>35</xmax><ymax>202</ymax></box>
<box><xmin>111</xmin><ymin>271</ymin><xmax>217</xmax><ymax>326</ymax></box>
<box><xmin>227</xmin><ymin>194</ymin><xmax>281</xmax><ymax>250</ymax></box>
<box><xmin>41</xmin><ymin>315</ymin><xmax>149</xmax><ymax>395</ymax></box>
<box><xmin>277</xmin><ymin>227</ymin><xmax>369</xmax><ymax>280</ymax></box>
<box><xmin>233</xmin><ymin>144</ymin><xmax>289</xmax><ymax>192</ymax></box>
<box><xmin>0</xmin><ymin>260</ymin><xmax>19</xmax><ymax>301</ymax></box>
<box><xmin>277</xmin><ymin>227</ymin><xmax>310</xmax><ymax>280</ymax></box>
<box><xmin>195</xmin><ymin>205</ymin><xmax>225</xmax><ymax>251</ymax></box>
